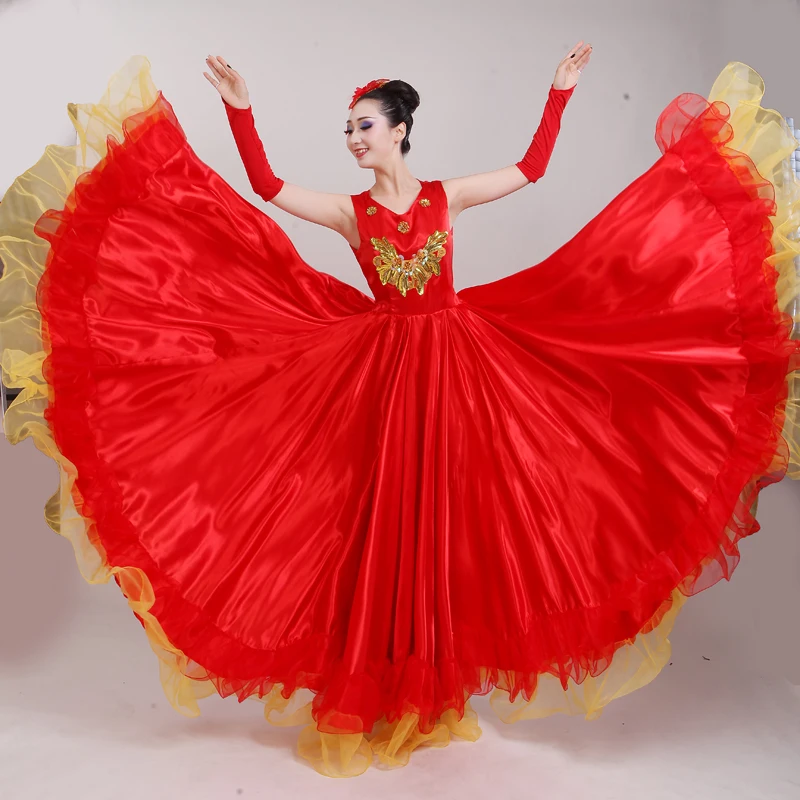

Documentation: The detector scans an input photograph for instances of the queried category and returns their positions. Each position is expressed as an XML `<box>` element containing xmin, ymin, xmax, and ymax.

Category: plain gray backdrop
<box><xmin>1</xmin><ymin>0</ymin><xmax>799</xmax><ymax>797</ymax></box>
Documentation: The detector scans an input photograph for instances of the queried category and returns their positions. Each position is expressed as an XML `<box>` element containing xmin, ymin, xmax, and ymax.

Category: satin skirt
<box><xmin>1</xmin><ymin>56</ymin><xmax>799</xmax><ymax>778</ymax></box>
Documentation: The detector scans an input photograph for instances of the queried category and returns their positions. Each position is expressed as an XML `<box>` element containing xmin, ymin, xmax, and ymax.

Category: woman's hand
<box><xmin>204</xmin><ymin>54</ymin><xmax>251</xmax><ymax>109</ymax></box>
<box><xmin>553</xmin><ymin>40</ymin><xmax>592</xmax><ymax>90</ymax></box>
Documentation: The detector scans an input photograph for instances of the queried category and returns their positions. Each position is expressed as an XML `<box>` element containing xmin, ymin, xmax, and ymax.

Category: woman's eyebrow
<box><xmin>345</xmin><ymin>117</ymin><xmax>376</xmax><ymax>125</ymax></box>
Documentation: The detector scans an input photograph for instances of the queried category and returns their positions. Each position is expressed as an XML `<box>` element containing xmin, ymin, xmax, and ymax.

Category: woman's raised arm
<box><xmin>442</xmin><ymin>41</ymin><xmax>591</xmax><ymax>220</ymax></box>
<box><xmin>204</xmin><ymin>55</ymin><xmax>353</xmax><ymax>237</ymax></box>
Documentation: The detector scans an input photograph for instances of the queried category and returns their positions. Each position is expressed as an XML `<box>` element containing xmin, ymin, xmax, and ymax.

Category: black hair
<box><xmin>359</xmin><ymin>80</ymin><xmax>420</xmax><ymax>156</ymax></box>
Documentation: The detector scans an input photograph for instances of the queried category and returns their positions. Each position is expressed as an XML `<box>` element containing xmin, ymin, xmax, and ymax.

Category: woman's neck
<box><xmin>370</xmin><ymin>165</ymin><xmax>421</xmax><ymax>200</ymax></box>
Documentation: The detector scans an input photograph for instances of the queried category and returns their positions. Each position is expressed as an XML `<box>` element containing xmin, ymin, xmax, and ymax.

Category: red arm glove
<box><xmin>222</xmin><ymin>96</ymin><xmax>285</xmax><ymax>202</ymax></box>
<box><xmin>516</xmin><ymin>84</ymin><xmax>576</xmax><ymax>183</ymax></box>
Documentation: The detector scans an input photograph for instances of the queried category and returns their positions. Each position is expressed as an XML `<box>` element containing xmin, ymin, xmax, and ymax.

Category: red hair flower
<box><xmin>349</xmin><ymin>78</ymin><xmax>390</xmax><ymax>109</ymax></box>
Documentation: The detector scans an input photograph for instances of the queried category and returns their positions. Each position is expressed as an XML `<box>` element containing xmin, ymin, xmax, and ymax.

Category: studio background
<box><xmin>1</xmin><ymin>0</ymin><xmax>799</xmax><ymax>798</ymax></box>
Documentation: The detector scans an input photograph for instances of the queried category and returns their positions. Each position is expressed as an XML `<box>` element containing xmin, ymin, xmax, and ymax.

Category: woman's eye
<box><xmin>343</xmin><ymin>125</ymin><xmax>372</xmax><ymax>135</ymax></box>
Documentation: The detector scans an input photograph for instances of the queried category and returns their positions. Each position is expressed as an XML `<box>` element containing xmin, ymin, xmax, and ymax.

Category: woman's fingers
<box><xmin>573</xmin><ymin>42</ymin><xmax>592</xmax><ymax>61</ymax></box>
<box><xmin>216</xmin><ymin>55</ymin><xmax>236</xmax><ymax>81</ymax></box>
<box><xmin>203</xmin><ymin>54</ymin><xmax>246</xmax><ymax>100</ymax></box>
<box><xmin>202</xmin><ymin>71</ymin><xmax>221</xmax><ymax>92</ymax></box>
<box><xmin>205</xmin><ymin>55</ymin><xmax>219</xmax><ymax>75</ymax></box>
<box><xmin>561</xmin><ymin>40</ymin><xmax>584</xmax><ymax>64</ymax></box>
<box><xmin>576</xmin><ymin>46</ymin><xmax>592</xmax><ymax>68</ymax></box>
<box><xmin>205</xmin><ymin>55</ymin><xmax>228</xmax><ymax>81</ymax></box>
<box><xmin>567</xmin><ymin>43</ymin><xmax>592</xmax><ymax>70</ymax></box>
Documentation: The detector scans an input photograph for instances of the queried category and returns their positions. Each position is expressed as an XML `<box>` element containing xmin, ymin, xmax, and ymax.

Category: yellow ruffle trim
<box><xmin>1</xmin><ymin>57</ymin><xmax>798</xmax><ymax>778</ymax></box>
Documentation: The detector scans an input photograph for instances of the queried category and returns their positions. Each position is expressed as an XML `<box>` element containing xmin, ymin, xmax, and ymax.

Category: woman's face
<box><xmin>345</xmin><ymin>98</ymin><xmax>404</xmax><ymax>168</ymax></box>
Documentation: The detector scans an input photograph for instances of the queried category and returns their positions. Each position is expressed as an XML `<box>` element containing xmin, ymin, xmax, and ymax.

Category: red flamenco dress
<box><xmin>1</xmin><ymin>56</ymin><xmax>799</xmax><ymax>778</ymax></box>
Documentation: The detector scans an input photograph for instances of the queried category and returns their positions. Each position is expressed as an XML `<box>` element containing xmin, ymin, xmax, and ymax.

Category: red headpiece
<box><xmin>349</xmin><ymin>78</ymin><xmax>391</xmax><ymax>109</ymax></box>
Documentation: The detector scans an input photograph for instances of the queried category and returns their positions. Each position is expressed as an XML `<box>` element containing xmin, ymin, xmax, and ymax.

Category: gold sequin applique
<box><xmin>418</xmin><ymin>198</ymin><xmax>431</xmax><ymax>207</ymax></box>
<box><xmin>371</xmin><ymin>230</ymin><xmax>448</xmax><ymax>297</ymax></box>
<box><xmin>366</xmin><ymin>206</ymin><xmax>378</xmax><ymax>216</ymax></box>
<box><xmin>397</xmin><ymin>221</ymin><xmax>410</xmax><ymax>233</ymax></box>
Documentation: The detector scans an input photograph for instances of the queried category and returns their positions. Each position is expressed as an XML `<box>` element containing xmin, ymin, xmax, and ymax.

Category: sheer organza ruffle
<box><xmin>1</xmin><ymin>57</ymin><xmax>799</xmax><ymax>778</ymax></box>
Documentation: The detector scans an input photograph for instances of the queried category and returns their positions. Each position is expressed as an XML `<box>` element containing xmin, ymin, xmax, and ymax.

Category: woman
<box><xmin>203</xmin><ymin>42</ymin><xmax>589</xmax><ymax>249</ymax></box>
<box><xmin>0</xmin><ymin>47</ymin><xmax>798</xmax><ymax>780</ymax></box>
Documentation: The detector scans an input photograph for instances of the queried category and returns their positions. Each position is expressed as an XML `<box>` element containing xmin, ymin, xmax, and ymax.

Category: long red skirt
<box><xmin>1</xmin><ymin>56</ymin><xmax>798</xmax><ymax>776</ymax></box>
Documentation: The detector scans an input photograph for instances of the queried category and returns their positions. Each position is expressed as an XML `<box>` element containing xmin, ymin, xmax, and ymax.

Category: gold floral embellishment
<box><xmin>371</xmin><ymin>230</ymin><xmax>448</xmax><ymax>297</ymax></box>
<box><xmin>397</xmin><ymin>221</ymin><xmax>410</xmax><ymax>233</ymax></box>
<box><xmin>418</xmin><ymin>198</ymin><xmax>431</xmax><ymax>207</ymax></box>
<box><xmin>366</xmin><ymin>206</ymin><xmax>378</xmax><ymax>216</ymax></box>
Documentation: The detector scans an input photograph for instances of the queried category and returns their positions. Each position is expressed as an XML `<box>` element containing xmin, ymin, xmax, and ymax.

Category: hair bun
<box><xmin>383</xmin><ymin>80</ymin><xmax>420</xmax><ymax>114</ymax></box>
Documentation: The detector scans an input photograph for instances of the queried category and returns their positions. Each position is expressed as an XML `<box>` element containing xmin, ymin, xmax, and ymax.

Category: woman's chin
<box><xmin>353</xmin><ymin>153</ymin><xmax>377</xmax><ymax>169</ymax></box>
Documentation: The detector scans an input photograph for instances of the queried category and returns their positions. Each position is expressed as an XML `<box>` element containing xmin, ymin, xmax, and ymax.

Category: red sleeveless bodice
<box><xmin>350</xmin><ymin>179</ymin><xmax>461</xmax><ymax>315</ymax></box>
